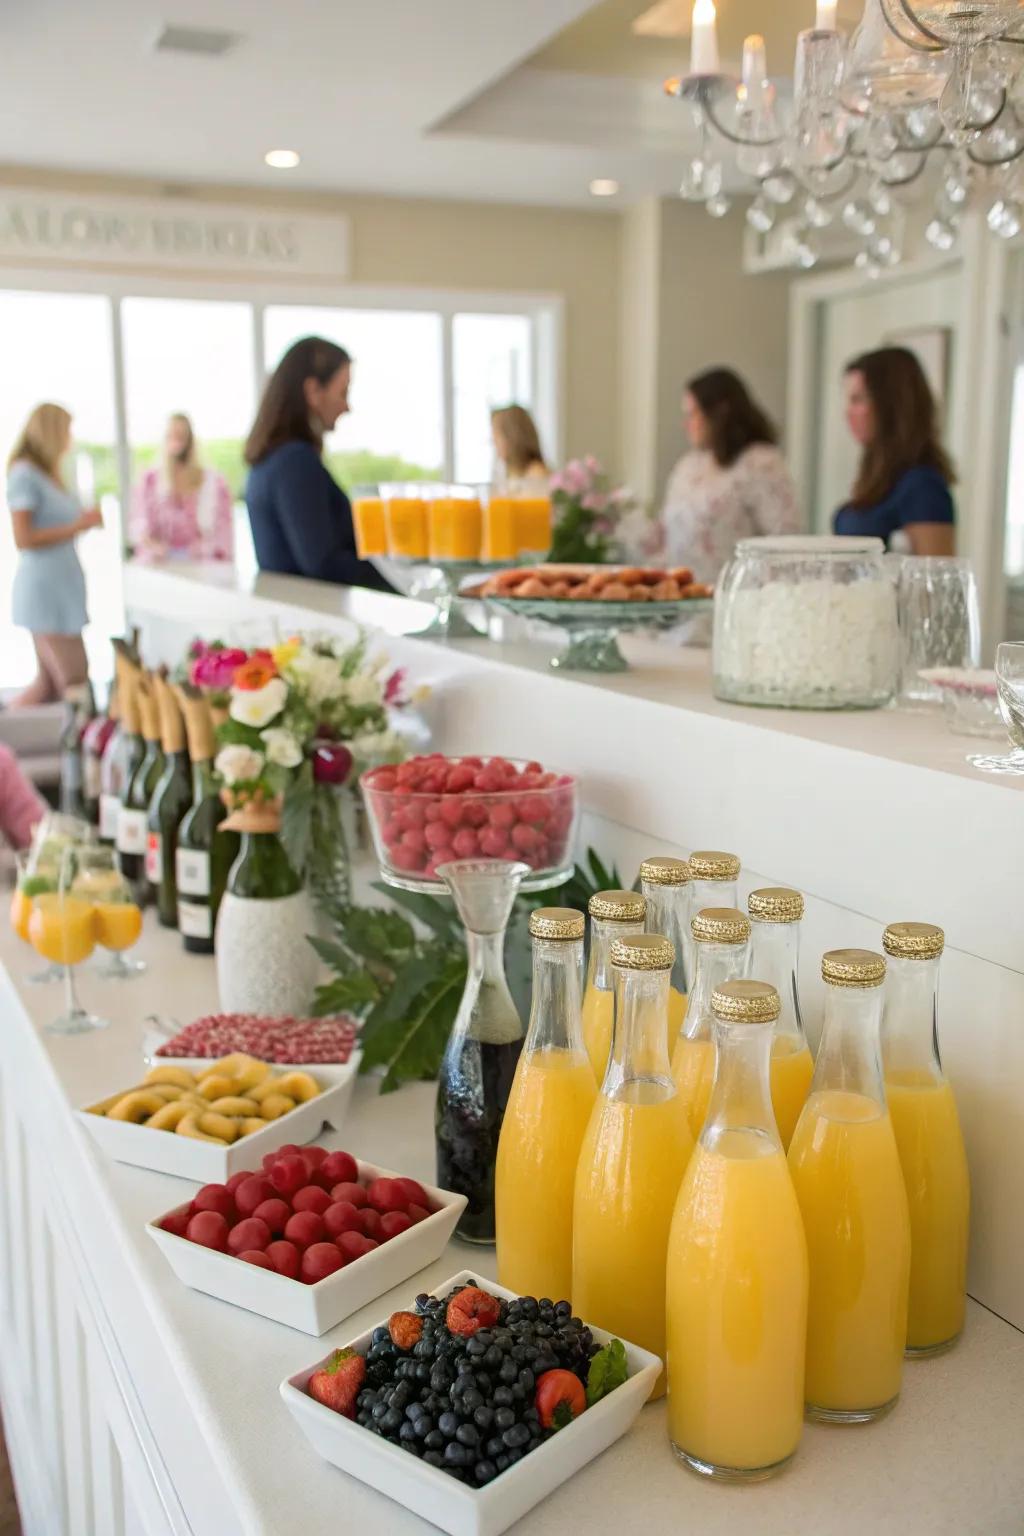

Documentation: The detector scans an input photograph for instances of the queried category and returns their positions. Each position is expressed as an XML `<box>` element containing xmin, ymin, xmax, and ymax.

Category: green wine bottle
<box><xmin>175</xmin><ymin>689</ymin><xmax>239</xmax><ymax>954</ymax></box>
<box><xmin>119</xmin><ymin>675</ymin><xmax>164</xmax><ymax>904</ymax></box>
<box><xmin>147</xmin><ymin>676</ymin><xmax>192</xmax><ymax>927</ymax></box>
<box><xmin>114</xmin><ymin>658</ymin><xmax>146</xmax><ymax>890</ymax></box>
<box><xmin>227</xmin><ymin>827</ymin><xmax>302</xmax><ymax>900</ymax></box>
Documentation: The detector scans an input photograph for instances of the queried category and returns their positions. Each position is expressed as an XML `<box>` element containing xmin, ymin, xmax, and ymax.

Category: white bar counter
<box><xmin>1</xmin><ymin>922</ymin><xmax>1023</xmax><ymax>1536</ymax></box>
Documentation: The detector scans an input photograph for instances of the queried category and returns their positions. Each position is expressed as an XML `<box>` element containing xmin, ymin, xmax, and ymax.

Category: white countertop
<box><xmin>3</xmin><ymin>918</ymin><xmax>1023</xmax><ymax>1536</ymax></box>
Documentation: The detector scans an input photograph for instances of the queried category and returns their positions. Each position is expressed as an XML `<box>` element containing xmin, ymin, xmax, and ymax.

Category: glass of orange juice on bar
<box><xmin>29</xmin><ymin>851</ymin><xmax>107</xmax><ymax>1033</ymax></box>
<box><xmin>483</xmin><ymin>493</ymin><xmax>519</xmax><ymax>561</ymax></box>
<box><xmin>384</xmin><ymin>487</ymin><xmax>429</xmax><ymax>559</ymax></box>
<box><xmin>16</xmin><ymin>815</ymin><xmax>92</xmax><ymax>983</ymax></box>
<box><xmin>352</xmin><ymin>485</ymin><xmax>387</xmax><ymax>557</ymax></box>
<box><xmin>514</xmin><ymin>495</ymin><xmax>552</xmax><ymax>557</ymax></box>
<box><xmin>72</xmin><ymin>845</ymin><xmax>145</xmax><ymax>979</ymax></box>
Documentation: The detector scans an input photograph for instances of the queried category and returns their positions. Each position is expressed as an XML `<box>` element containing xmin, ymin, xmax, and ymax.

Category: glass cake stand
<box><xmin>483</xmin><ymin>595</ymin><xmax>714</xmax><ymax>672</ymax></box>
<box><xmin>373</xmin><ymin>557</ymin><xmax>518</xmax><ymax>640</ymax></box>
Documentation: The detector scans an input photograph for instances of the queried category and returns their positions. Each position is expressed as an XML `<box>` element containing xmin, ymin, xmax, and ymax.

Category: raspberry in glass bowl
<box><xmin>361</xmin><ymin>755</ymin><xmax>579</xmax><ymax>890</ymax></box>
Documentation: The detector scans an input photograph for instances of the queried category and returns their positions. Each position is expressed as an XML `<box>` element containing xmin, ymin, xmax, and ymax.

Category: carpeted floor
<box><xmin>0</xmin><ymin>1416</ymin><xmax>22</xmax><ymax>1536</ymax></box>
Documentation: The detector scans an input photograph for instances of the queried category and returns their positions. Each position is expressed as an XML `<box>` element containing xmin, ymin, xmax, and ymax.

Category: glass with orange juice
<box><xmin>12</xmin><ymin>815</ymin><xmax>92</xmax><ymax>983</ymax></box>
<box><xmin>72</xmin><ymin>845</ymin><xmax>145</xmax><ymax>979</ymax></box>
<box><xmin>29</xmin><ymin>848</ymin><xmax>107</xmax><ymax>1033</ymax></box>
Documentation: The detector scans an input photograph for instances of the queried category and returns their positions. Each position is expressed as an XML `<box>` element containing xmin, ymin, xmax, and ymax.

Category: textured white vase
<box><xmin>215</xmin><ymin>889</ymin><xmax>319</xmax><ymax>1017</ymax></box>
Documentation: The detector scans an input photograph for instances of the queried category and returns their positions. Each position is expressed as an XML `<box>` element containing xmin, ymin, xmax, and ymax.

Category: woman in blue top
<box><xmin>834</xmin><ymin>346</ymin><xmax>956</xmax><ymax>555</ymax></box>
<box><xmin>7</xmin><ymin>403</ymin><xmax>103</xmax><ymax>707</ymax></box>
<box><xmin>244</xmin><ymin>336</ymin><xmax>391</xmax><ymax>591</ymax></box>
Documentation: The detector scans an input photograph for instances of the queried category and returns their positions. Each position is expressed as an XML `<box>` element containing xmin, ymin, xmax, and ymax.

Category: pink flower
<box><xmin>581</xmin><ymin>491</ymin><xmax>609</xmax><ymax>513</ymax></box>
<box><xmin>190</xmin><ymin>646</ymin><xmax>247</xmax><ymax>690</ymax></box>
<box><xmin>188</xmin><ymin>638</ymin><xmax>209</xmax><ymax>660</ymax></box>
<box><xmin>312</xmin><ymin>742</ymin><xmax>353</xmax><ymax>786</ymax></box>
<box><xmin>384</xmin><ymin>668</ymin><xmax>407</xmax><ymax>706</ymax></box>
<box><xmin>584</xmin><ymin>455</ymin><xmax>602</xmax><ymax>475</ymax></box>
<box><xmin>555</xmin><ymin>460</ymin><xmax>589</xmax><ymax>497</ymax></box>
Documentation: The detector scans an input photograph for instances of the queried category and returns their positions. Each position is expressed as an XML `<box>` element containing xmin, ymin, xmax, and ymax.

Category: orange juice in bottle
<box><xmin>667</xmin><ymin>980</ymin><xmax>808</xmax><ymax>1480</ymax></box>
<box><xmin>574</xmin><ymin>933</ymin><xmax>693</xmax><ymax>1396</ymax></box>
<box><xmin>789</xmin><ymin>949</ymin><xmax>911</xmax><ymax>1422</ymax></box>
<box><xmin>683</xmin><ymin>851</ymin><xmax>740</xmax><ymax>989</ymax></box>
<box><xmin>671</xmin><ymin>908</ymin><xmax>749</xmax><ymax>1139</ymax></box>
<box><xmin>640</xmin><ymin>856</ymin><xmax>692</xmax><ymax>1052</ymax></box>
<box><xmin>496</xmin><ymin>908</ymin><xmax>595</xmax><ymax>1301</ymax></box>
<box><xmin>748</xmin><ymin>888</ymin><xmax>814</xmax><ymax>1149</ymax></box>
<box><xmin>882</xmin><ymin>922</ymin><xmax>969</xmax><ymax>1356</ymax></box>
<box><xmin>581</xmin><ymin>890</ymin><xmax>646</xmax><ymax>1083</ymax></box>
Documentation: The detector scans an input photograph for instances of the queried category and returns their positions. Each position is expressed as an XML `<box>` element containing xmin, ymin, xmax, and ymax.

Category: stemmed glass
<box><xmin>16</xmin><ymin>813</ymin><xmax>93</xmax><ymax>983</ymax></box>
<box><xmin>968</xmin><ymin>643</ymin><xmax>1024</xmax><ymax>775</ymax></box>
<box><xmin>71</xmin><ymin>845</ymin><xmax>146</xmax><ymax>978</ymax></box>
<box><xmin>27</xmin><ymin>848</ymin><xmax>108</xmax><ymax>1034</ymax></box>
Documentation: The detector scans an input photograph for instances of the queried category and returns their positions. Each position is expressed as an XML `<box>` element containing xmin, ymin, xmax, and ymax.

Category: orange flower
<box><xmin>233</xmin><ymin>656</ymin><xmax>278</xmax><ymax>691</ymax></box>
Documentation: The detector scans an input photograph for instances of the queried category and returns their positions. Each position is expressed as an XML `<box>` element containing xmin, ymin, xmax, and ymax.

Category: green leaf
<box><xmin>312</xmin><ymin>972</ymin><xmax>381</xmax><ymax>1017</ymax></box>
<box><xmin>280</xmin><ymin>760</ymin><xmax>315</xmax><ymax>874</ymax></box>
<box><xmin>587</xmin><ymin>849</ymin><xmax>613</xmax><ymax>891</ymax></box>
<box><xmin>586</xmin><ymin>1339</ymin><xmax>628</xmax><ymax>1407</ymax></box>
<box><xmin>336</xmin><ymin>906</ymin><xmax>417</xmax><ymax>966</ymax></box>
<box><xmin>360</xmin><ymin>952</ymin><xmax>465</xmax><ymax>1093</ymax></box>
<box><xmin>370</xmin><ymin>881</ymin><xmax>463</xmax><ymax>942</ymax></box>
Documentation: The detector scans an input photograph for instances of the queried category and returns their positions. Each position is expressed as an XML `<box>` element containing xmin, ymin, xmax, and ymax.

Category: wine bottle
<box><xmin>58</xmin><ymin>682</ymin><xmax>93</xmax><ymax>819</ymax></box>
<box><xmin>175</xmin><ymin>686</ymin><xmax>239</xmax><ymax>954</ymax></box>
<box><xmin>82</xmin><ymin>686</ymin><xmax>116</xmax><ymax>826</ymax></box>
<box><xmin>120</xmin><ymin>675</ymin><xmax>164</xmax><ymax>905</ymax></box>
<box><xmin>114</xmin><ymin>661</ymin><xmax>150</xmax><ymax>899</ymax></box>
<box><xmin>147</xmin><ymin>675</ymin><xmax>192</xmax><ymax>928</ymax></box>
<box><xmin>98</xmin><ymin>685</ymin><xmax>124</xmax><ymax>845</ymax></box>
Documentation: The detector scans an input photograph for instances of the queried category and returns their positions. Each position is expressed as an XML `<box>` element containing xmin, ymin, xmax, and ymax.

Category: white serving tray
<box><xmin>280</xmin><ymin>1269</ymin><xmax>661</xmax><ymax>1536</ymax></box>
<box><xmin>147</xmin><ymin>1161</ymin><xmax>466</xmax><ymax>1335</ymax></box>
<box><xmin>78</xmin><ymin>1052</ymin><xmax>361</xmax><ymax>1183</ymax></box>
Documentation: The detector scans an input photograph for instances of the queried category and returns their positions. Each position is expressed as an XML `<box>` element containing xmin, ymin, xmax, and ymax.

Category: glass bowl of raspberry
<box><xmin>360</xmin><ymin>755</ymin><xmax>579</xmax><ymax>893</ymax></box>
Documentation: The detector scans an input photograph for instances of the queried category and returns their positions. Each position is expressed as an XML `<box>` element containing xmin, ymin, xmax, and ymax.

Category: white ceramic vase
<box><xmin>215</xmin><ymin>888</ymin><xmax>319</xmax><ymax>1017</ymax></box>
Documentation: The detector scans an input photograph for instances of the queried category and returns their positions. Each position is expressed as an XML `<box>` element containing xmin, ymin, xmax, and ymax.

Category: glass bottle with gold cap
<box><xmin>581</xmin><ymin>889</ymin><xmax>647</xmax><ymax>1083</ymax></box>
<box><xmin>671</xmin><ymin>908</ymin><xmax>750</xmax><ymax>1139</ymax></box>
<box><xmin>495</xmin><ymin>907</ymin><xmax>594</xmax><ymax>1301</ymax></box>
<box><xmin>573</xmin><ymin>934</ymin><xmax>693</xmax><ymax>1398</ymax></box>
<box><xmin>748</xmin><ymin>888</ymin><xmax>814</xmax><ymax>1148</ymax></box>
<box><xmin>788</xmin><ymin>950</ymin><xmax>910</xmax><ymax>1423</ymax></box>
<box><xmin>667</xmin><ymin>980</ymin><xmax>808</xmax><ymax>1482</ymax></box>
<box><xmin>640</xmin><ymin>856</ymin><xmax>691</xmax><ymax>1051</ymax></box>
<box><xmin>684</xmin><ymin>851</ymin><xmax>741</xmax><ymax>983</ymax></box>
<box><xmin>882</xmin><ymin>921</ymin><xmax>969</xmax><ymax>1356</ymax></box>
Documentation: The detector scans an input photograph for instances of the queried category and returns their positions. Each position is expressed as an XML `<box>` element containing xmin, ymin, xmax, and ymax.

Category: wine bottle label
<box><xmin>145</xmin><ymin>832</ymin><xmax>163</xmax><ymax>885</ymax></box>
<box><xmin>176</xmin><ymin>848</ymin><xmax>211</xmax><ymax>897</ymax></box>
<box><xmin>99</xmin><ymin>794</ymin><xmax>121</xmax><ymax>839</ymax></box>
<box><xmin>84</xmin><ymin>756</ymin><xmax>102</xmax><ymax>801</ymax></box>
<box><xmin>178</xmin><ymin>900</ymin><xmax>212</xmax><ymax>939</ymax></box>
<box><xmin>117</xmin><ymin>808</ymin><xmax>147</xmax><ymax>855</ymax></box>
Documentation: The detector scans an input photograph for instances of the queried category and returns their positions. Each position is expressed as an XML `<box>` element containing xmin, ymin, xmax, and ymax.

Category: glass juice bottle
<box><xmin>684</xmin><ymin>850</ymin><xmax>740</xmax><ymax>987</ymax></box>
<box><xmin>672</xmin><ymin>908</ymin><xmax>750</xmax><ymax>1140</ymax></box>
<box><xmin>573</xmin><ymin>933</ymin><xmax>694</xmax><ymax>1397</ymax></box>
<box><xmin>667</xmin><ymin>980</ymin><xmax>808</xmax><ymax>1481</ymax></box>
<box><xmin>747</xmin><ymin>887</ymin><xmax>814</xmax><ymax>1149</ymax></box>
<box><xmin>640</xmin><ymin>856</ymin><xmax>691</xmax><ymax>1051</ymax></box>
<box><xmin>882</xmin><ymin>922</ymin><xmax>969</xmax><ymax>1356</ymax></box>
<box><xmin>581</xmin><ymin>890</ymin><xmax>646</xmax><ymax>1084</ymax></box>
<box><xmin>788</xmin><ymin>949</ymin><xmax>911</xmax><ymax>1422</ymax></box>
<box><xmin>147</xmin><ymin>675</ymin><xmax>193</xmax><ymax>928</ymax></box>
<box><xmin>495</xmin><ymin>908</ymin><xmax>595</xmax><ymax>1300</ymax></box>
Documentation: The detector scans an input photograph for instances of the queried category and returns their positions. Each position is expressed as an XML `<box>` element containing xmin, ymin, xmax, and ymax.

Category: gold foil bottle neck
<box><xmin>136</xmin><ymin>676</ymin><xmax>161</xmax><ymax>744</ymax></box>
<box><xmin>689</xmin><ymin>850</ymin><xmax>741</xmax><ymax>881</ymax></box>
<box><xmin>821</xmin><ymin>948</ymin><xmax>886</xmax><ymax>989</ymax></box>
<box><xmin>174</xmin><ymin>683</ymin><xmax>216</xmax><ymax>763</ymax></box>
<box><xmin>691</xmin><ymin>907</ymin><xmax>750</xmax><ymax>945</ymax></box>
<box><xmin>748</xmin><ymin>887</ymin><xmax>804</xmax><ymax>924</ymax></box>
<box><xmin>639</xmin><ymin>856</ymin><xmax>691</xmax><ymax>887</ymax></box>
<box><xmin>883</xmin><ymin>922</ymin><xmax>944</xmax><ymax>960</ymax></box>
<box><xmin>588</xmin><ymin>889</ymin><xmax>646</xmax><ymax>923</ymax></box>
<box><xmin>610</xmin><ymin>933</ymin><xmax>675</xmax><ymax>971</ymax></box>
<box><xmin>153</xmin><ymin>673</ymin><xmax>187</xmax><ymax>755</ymax></box>
<box><xmin>712</xmin><ymin>979</ymin><xmax>780</xmax><ymax>1024</ymax></box>
<box><xmin>529</xmin><ymin>907</ymin><xmax>586</xmax><ymax>941</ymax></box>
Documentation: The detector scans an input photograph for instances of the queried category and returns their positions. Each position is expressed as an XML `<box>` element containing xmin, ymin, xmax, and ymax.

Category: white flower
<box><xmin>285</xmin><ymin>652</ymin><xmax>345</xmax><ymax>708</ymax></box>
<box><xmin>215</xmin><ymin>744</ymin><xmax>265</xmax><ymax>785</ymax></box>
<box><xmin>229</xmin><ymin>677</ymin><xmax>288</xmax><ymax>728</ymax></box>
<box><xmin>345</xmin><ymin>673</ymin><xmax>384</xmax><ymax>709</ymax></box>
<box><xmin>350</xmin><ymin>728</ymin><xmax>401</xmax><ymax>763</ymax></box>
<box><xmin>261</xmin><ymin>727</ymin><xmax>303</xmax><ymax>769</ymax></box>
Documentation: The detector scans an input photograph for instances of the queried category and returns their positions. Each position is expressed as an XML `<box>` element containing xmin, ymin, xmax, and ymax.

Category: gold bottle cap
<box><xmin>589</xmin><ymin>889</ymin><xmax>646</xmax><ymax>922</ymax></box>
<box><xmin>529</xmin><ymin>907</ymin><xmax>585</xmax><ymax>941</ymax></box>
<box><xmin>748</xmin><ymin>887</ymin><xmax>804</xmax><ymax>924</ymax></box>
<box><xmin>712</xmin><ymin>980</ymin><xmax>780</xmax><ymax>1024</ymax></box>
<box><xmin>610</xmin><ymin>933</ymin><xmax>675</xmax><ymax>971</ymax></box>
<box><xmin>689</xmin><ymin>850</ymin><xmax>741</xmax><ymax>881</ymax></box>
<box><xmin>822</xmin><ymin>949</ymin><xmax>886</xmax><ymax>989</ymax></box>
<box><xmin>639</xmin><ymin>856</ymin><xmax>691</xmax><ymax>887</ymax></box>
<box><xmin>883</xmin><ymin>922</ymin><xmax>945</xmax><ymax>960</ymax></box>
<box><xmin>691</xmin><ymin>907</ymin><xmax>750</xmax><ymax>945</ymax></box>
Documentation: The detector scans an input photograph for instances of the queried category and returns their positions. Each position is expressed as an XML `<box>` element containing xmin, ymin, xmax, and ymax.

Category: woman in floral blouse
<box><xmin>660</xmin><ymin>368</ymin><xmax>800</xmax><ymax>584</ymax></box>
<box><xmin>130</xmin><ymin>413</ymin><xmax>234</xmax><ymax>563</ymax></box>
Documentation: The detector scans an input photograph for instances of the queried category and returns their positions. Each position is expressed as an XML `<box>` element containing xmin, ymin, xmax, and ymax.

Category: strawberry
<box><xmin>388</xmin><ymin>1310</ymin><xmax>424</xmax><ymax>1350</ymax></box>
<box><xmin>446</xmin><ymin>1285</ymin><xmax>501</xmax><ymax>1338</ymax></box>
<box><xmin>308</xmin><ymin>1348</ymin><xmax>366</xmax><ymax>1419</ymax></box>
<box><xmin>535</xmin><ymin>1369</ymin><xmax>587</xmax><ymax>1431</ymax></box>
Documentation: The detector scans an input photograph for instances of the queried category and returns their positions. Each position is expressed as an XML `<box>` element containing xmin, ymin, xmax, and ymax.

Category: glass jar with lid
<box><xmin>713</xmin><ymin>535</ymin><xmax>898</xmax><ymax>710</ymax></box>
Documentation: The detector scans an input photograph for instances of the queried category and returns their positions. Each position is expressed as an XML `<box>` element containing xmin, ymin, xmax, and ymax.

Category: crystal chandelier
<box><xmin>665</xmin><ymin>0</ymin><xmax>1024</xmax><ymax>271</ymax></box>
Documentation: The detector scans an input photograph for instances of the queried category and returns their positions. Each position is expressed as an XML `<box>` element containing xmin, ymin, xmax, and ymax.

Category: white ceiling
<box><xmin>0</xmin><ymin>0</ymin><xmax>864</xmax><ymax>209</ymax></box>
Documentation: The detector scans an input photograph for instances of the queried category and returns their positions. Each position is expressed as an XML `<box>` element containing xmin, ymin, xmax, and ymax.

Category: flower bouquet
<box><xmin>547</xmin><ymin>457</ymin><xmax>662</xmax><ymax>565</ymax></box>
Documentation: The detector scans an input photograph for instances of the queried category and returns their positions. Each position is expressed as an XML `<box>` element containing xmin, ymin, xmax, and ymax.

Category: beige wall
<box><xmin>0</xmin><ymin>164</ymin><xmax>621</xmax><ymax>474</ymax></box>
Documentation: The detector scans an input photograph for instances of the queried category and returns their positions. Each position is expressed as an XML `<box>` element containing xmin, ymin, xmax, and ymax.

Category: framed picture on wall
<box><xmin>883</xmin><ymin>325</ymin><xmax>952</xmax><ymax>419</ymax></box>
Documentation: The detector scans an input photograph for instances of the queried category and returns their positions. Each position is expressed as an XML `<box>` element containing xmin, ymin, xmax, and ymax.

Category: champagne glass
<box><xmin>72</xmin><ymin>844</ymin><xmax>145</xmax><ymax>978</ymax></box>
<box><xmin>19</xmin><ymin>811</ymin><xmax>92</xmax><ymax>982</ymax></box>
<box><xmin>968</xmin><ymin>642</ymin><xmax>1024</xmax><ymax>775</ymax></box>
<box><xmin>28</xmin><ymin>849</ymin><xmax>107</xmax><ymax>1033</ymax></box>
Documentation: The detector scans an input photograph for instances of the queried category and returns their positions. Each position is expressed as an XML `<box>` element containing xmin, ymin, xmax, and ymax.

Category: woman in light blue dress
<box><xmin>6</xmin><ymin>403</ymin><xmax>102</xmax><ymax>707</ymax></box>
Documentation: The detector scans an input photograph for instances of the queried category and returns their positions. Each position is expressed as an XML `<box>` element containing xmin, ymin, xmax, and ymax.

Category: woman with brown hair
<box><xmin>491</xmin><ymin>404</ymin><xmax>549</xmax><ymax>488</ymax></box>
<box><xmin>6</xmin><ymin>402</ymin><xmax>103</xmax><ymax>707</ymax></box>
<box><xmin>660</xmin><ymin>367</ymin><xmax>799</xmax><ymax>582</ymax></box>
<box><xmin>130</xmin><ymin>412</ymin><xmax>234</xmax><ymax>563</ymax></box>
<box><xmin>244</xmin><ymin>336</ymin><xmax>390</xmax><ymax>590</ymax></box>
<box><xmin>834</xmin><ymin>347</ymin><xmax>955</xmax><ymax>554</ymax></box>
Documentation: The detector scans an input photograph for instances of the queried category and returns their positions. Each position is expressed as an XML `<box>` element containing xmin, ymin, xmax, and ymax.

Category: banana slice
<box><xmin>273</xmin><ymin>1071</ymin><xmax>320</xmax><ymax>1103</ymax></box>
<box><xmin>175</xmin><ymin>1113</ymin><xmax>229</xmax><ymax>1145</ymax></box>
<box><xmin>255</xmin><ymin>1093</ymin><xmax>296</xmax><ymax>1121</ymax></box>
<box><xmin>108</xmin><ymin>1090</ymin><xmax>169</xmax><ymax>1122</ymax></box>
<box><xmin>237</xmin><ymin>1117</ymin><xmax>269</xmax><ymax>1137</ymax></box>
<box><xmin>143</xmin><ymin>1065</ymin><xmax>197</xmax><ymax>1090</ymax></box>
<box><xmin>206</xmin><ymin>1096</ymin><xmax>260</xmax><ymax>1117</ymax></box>
<box><xmin>196</xmin><ymin>1111</ymin><xmax>239</xmax><ymax>1142</ymax></box>
<box><xmin>146</xmin><ymin>1101</ymin><xmax>193</xmax><ymax>1131</ymax></box>
<box><xmin>232</xmin><ymin>1061</ymin><xmax>273</xmax><ymax>1094</ymax></box>
<box><xmin>196</xmin><ymin>1073</ymin><xmax>236</xmax><ymax>1101</ymax></box>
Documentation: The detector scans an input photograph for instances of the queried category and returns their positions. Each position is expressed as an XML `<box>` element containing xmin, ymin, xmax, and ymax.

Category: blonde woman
<box><xmin>130</xmin><ymin>412</ymin><xmax>234</xmax><ymax>563</ymax></box>
<box><xmin>7</xmin><ymin>403</ymin><xmax>102</xmax><ymax>708</ymax></box>
<box><xmin>491</xmin><ymin>404</ymin><xmax>549</xmax><ymax>488</ymax></box>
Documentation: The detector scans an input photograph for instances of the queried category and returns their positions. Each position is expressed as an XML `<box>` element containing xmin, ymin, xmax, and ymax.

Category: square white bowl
<box><xmin>280</xmin><ymin>1269</ymin><xmax>661</xmax><ymax>1536</ymax></box>
<box><xmin>77</xmin><ymin>1053</ymin><xmax>361</xmax><ymax>1183</ymax></box>
<box><xmin>147</xmin><ymin>1161</ymin><xmax>467</xmax><ymax>1335</ymax></box>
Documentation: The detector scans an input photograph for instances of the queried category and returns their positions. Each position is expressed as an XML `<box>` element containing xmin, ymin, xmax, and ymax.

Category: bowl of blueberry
<box><xmin>280</xmin><ymin>1271</ymin><xmax>661</xmax><ymax>1536</ymax></box>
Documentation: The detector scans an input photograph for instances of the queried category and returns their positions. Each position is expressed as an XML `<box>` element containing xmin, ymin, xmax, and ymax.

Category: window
<box><xmin>453</xmin><ymin>312</ymin><xmax>534</xmax><ymax>484</ymax></box>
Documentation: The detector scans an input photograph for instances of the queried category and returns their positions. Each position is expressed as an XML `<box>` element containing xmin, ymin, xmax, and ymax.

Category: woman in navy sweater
<box><xmin>834</xmin><ymin>346</ymin><xmax>956</xmax><ymax>554</ymax></box>
<box><xmin>244</xmin><ymin>336</ymin><xmax>391</xmax><ymax>590</ymax></box>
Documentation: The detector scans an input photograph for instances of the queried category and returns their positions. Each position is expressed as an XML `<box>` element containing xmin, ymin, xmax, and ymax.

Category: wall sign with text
<box><xmin>0</xmin><ymin>191</ymin><xmax>351</xmax><ymax>277</ymax></box>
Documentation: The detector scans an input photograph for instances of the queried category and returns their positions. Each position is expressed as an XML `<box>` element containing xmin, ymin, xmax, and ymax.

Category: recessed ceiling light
<box><xmin>589</xmin><ymin>178</ymin><xmax>620</xmax><ymax>197</ymax></box>
<box><xmin>265</xmin><ymin>149</ymin><xmax>300</xmax><ymax>170</ymax></box>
